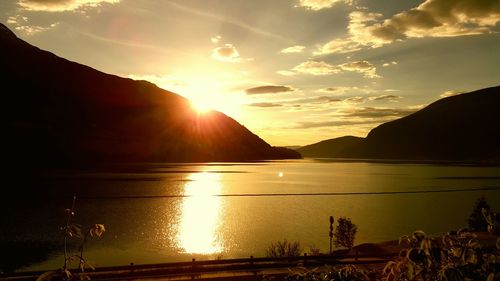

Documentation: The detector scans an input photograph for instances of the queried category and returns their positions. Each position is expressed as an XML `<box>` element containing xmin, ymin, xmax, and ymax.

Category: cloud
<box><xmin>316</xmin><ymin>0</ymin><xmax>500</xmax><ymax>54</ymax></box>
<box><xmin>280</xmin><ymin>45</ymin><xmax>306</xmax><ymax>53</ymax></box>
<box><xmin>296</xmin><ymin>0</ymin><xmax>352</xmax><ymax>11</ymax></box>
<box><xmin>18</xmin><ymin>0</ymin><xmax>119</xmax><ymax>12</ymax></box>
<box><xmin>165</xmin><ymin>1</ymin><xmax>289</xmax><ymax>42</ymax></box>
<box><xmin>292</xmin><ymin>60</ymin><xmax>380</xmax><ymax>78</ymax></box>
<box><xmin>211</xmin><ymin>35</ymin><xmax>221</xmax><ymax>43</ymax></box>
<box><xmin>318</xmin><ymin>86</ymin><xmax>378</xmax><ymax>95</ymax></box>
<box><xmin>369</xmin><ymin>94</ymin><xmax>401</xmax><ymax>101</ymax></box>
<box><xmin>344</xmin><ymin>96</ymin><xmax>366</xmax><ymax>103</ymax></box>
<box><xmin>290</xmin><ymin>96</ymin><xmax>342</xmax><ymax>104</ymax></box>
<box><xmin>341</xmin><ymin>107</ymin><xmax>416</xmax><ymax>118</ymax></box>
<box><xmin>440</xmin><ymin>90</ymin><xmax>464</xmax><ymax>98</ymax></box>
<box><xmin>248</xmin><ymin>102</ymin><xmax>283</xmax><ymax>108</ymax></box>
<box><xmin>212</xmin><ymin>44</ymin><xmax>250</xmax><ymax>63</ymax></box>
<box><xmin>289</xmin><ymin>105</ymin><xmax>418</xmax><ymax>129</ymax></box>
<box><xmin>292</xmin><ymin>60</ymin><xmax>340</xmax><ymax>75</ymax></box>
<box><xmin>382</xmin><ymin>61</ymin><xmax>398</xmax><ymax>67</ymax></box>
<box><xmin>6</xmin><ymin>15</ymin><xmax>58</xmax><ymax>35</ymax></box>
<box><xmin>276</xmin><ymin>70</ymin><xmax>296</xmax><ymax>76</ymax></box>
<box><xmin>339</xmin><ymin>60</ymin><xmax>381</xmax><ymax>78</ymax></box>
<box><xmin>291</xmin><ymin>119</ymin><xmax>378</xmax><ymax>129</ymax></box>
<box><xmin>245</xmin><ymin>85</ymin><xmax>295</xmax><ymax>95</ymax></box>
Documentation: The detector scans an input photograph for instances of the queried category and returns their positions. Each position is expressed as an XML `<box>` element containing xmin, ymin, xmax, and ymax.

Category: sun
<box><xmin>187</xmin><ymin>92</ymin><xmax>243</xmax><ymax>119</ymax></box>
<box><xmin>190</xmin><ymin>99</ymin><xmax>212</xmax><ymax>114</ymax></box>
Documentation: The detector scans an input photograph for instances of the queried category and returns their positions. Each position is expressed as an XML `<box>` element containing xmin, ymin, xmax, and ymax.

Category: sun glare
<box><xmin>190</xmin><ymin>99</ymin><xmax>212</xmax><ymax>114</ymax></box>
<box><xmin>176</xmin><ymin>172</ymin><xmax>223</xmax><ymax>254</ymax></box>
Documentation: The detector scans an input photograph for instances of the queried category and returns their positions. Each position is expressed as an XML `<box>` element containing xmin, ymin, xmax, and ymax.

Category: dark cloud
<box><xmin>212</xmin><ymin>44</ymin><xmax>242</xmax><ymax>62</ymax></box>
<box><xmin>341</xmin><ymin>107</ymin><xmax>416</xmax><ymax>118</ymax></box>
<box><xmin>245</xmin><ymin>85</ymin><xmax>294</xmax><ymax>95</ymax></box>
<box><xmin>287</xmin><ymin>96</ymin><xmax>342</xmax><ymax>104</ymax></box>
<box><xmin>248</xmin><ymin>102</ymin><xmax>283</xmax><ymax>107</ymax></box>
<box><xmin>291</xmin><ymin>120</ymin><xmax>379</xmax><ymax>129</ymax></box>
<box><xmin>369</xmin><ymin>95</ymin><xmax>402</xmax><ymax>101</ymax></box>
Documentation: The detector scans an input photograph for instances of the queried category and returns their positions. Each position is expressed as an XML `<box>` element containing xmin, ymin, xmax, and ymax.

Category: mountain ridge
<box><xmin>0</xmin><ymin>23</ymin><xmax>300</xmax><ymax>166</ymax></box>
<box><xmin>297</xmin><ymin>86</ymin><xmax>500</xmax><ymax>161</ymax></box>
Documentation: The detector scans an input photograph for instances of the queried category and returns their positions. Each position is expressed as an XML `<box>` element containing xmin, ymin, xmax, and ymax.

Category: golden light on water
<box><xmin>176</xmin><ymin>172</ymin><xmax>223</xmax><ymax>254</ymax></box>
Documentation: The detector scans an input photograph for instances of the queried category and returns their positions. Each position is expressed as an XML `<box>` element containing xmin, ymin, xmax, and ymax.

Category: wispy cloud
<box><xmin>276</xmin><ymin>70</ymin><xmax>297</xmax><ymax>76</ymax></box>
<box><xmin>293</xmin><ymin>60</ymin><xmax>340</xmax><ymax>75</ymax></box>
<box><xmin>292</xmin><ymin>60</ymin><xmax>381</xmax><ymax>78</ymax></box>
<box><xmin>382</xmin><ymin>61</ymin><xmax>398</xmax><ymax>67</ymax></box>
<box><xmin>290</xmin><ymin>106</ymin><xmax>417</xmax><ymax>129</ymax></box>
<box><xmin>440</xmin><ymin>90</ymin><xmax>464</xmax><ymax>98</ymax></box>
<box><xmin>6</xmin><ymin>15</ymin><xmax>58</xmax><ymax>35</ymax></box>
<box><xmin>79</xmin><ymin>30</ymin><xmax>192</xmax><ymax>56</ymax></box>
<box><xmin>210</xmin><ymin>35</ymin><xmax>221</xmax><ymax>43</ymax></box>
<box><xmin>369</xmin><ymin>95</ymin><xmax>402</xmax><ymax>102</ymax></box>
<box><xmin>245</xmin><ymin>85</ymin><xmax>295</xmax><ymax>95</ymax></box>
<box><xmin>248</xmin><ymin>102</ymin><xmax>283</xmax><ymax>107</ymax></box>
<box><xmin>18</xmin><ymin>0</ymin><xmax>119</xmax><ymax>12</ymax></box>
<box><xmin>280</xmin><ymin>45</ymin><xmax>306</xmax><ymax>53</ymax></box>
<box><xmin>165</xmin><ymin>1</ymin><xmax>289</xmax><ymax>42</ymax></box>
<box><xmin>339</xmin><ymin>60</ymin><xmax>381</xmax><ymax>78</ymax></box>
<box><xmin>296</xmin><ymin>0</ymin><xmax>353</xmax><ymax>11</ymax></box>
<box><xmin>340</xmin><ymin>107</ymin><xmax>416</xmax><ymax>118</ymax></box>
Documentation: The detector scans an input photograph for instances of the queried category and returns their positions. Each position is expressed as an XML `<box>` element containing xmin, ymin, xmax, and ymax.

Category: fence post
<box><xmin>250</xmin><ymin>255</ymin><xmax>254</xmax><ymax>266</ymax></box>
<box><xmin>303</xmin><ymin>253</ymin><xmax>307</xmax><ymax>266</ymax></box>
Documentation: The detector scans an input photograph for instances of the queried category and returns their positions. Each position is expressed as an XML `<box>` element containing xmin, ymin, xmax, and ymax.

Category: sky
<box><xmin>1</xmin><ymin>0</ymin><xmax>500</xmax><ymax>146</ymax></box>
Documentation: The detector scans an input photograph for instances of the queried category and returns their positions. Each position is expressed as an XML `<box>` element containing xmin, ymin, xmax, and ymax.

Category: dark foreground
<box><xmin>1</xmin><ymin>254</ymin><xmax>390</xmax><ymax>281</ymax></box>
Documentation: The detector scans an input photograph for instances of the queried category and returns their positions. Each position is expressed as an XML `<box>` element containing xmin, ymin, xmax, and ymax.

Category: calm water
<box><xmin>2</xmin><ymin>159</ymin><xmax>500</xmax><ymax>271</ymax></box>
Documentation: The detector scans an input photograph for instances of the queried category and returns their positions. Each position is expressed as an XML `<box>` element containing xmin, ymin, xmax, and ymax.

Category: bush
<box><xmin>468</xmin><ymin>196</ymin><xmax>492</xmax><ymax>231</ymax></box>
<box><xmin>334</xmin><ymin>217</ymin><xmax>357</xmax><ymax>250</ymax></box>
<box><xmin>283</xmin><ymin>264</ymin><xmax>371</xmax><ymax>281</ymax></box>
<box><xmin>265</xmin><ymin>239</ymin><xmax>302</xmax><ymax>257</ymax></box>
<box><xmin>383</xmin><ymin>230</ymin><xmax>500</xmax><ymax>281</ymax></box>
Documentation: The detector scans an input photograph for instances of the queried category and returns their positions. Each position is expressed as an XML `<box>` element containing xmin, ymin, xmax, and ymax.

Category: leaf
<box><xmin>482</xmin><ymin>208</ymin><xmax>493</xmax><ymax>225</ymax></box>
<box><xmin>68</xmin><ymin>224</ymin><xmax>83</xmax><ymax>239</ymax></box>
<box><xmin>413</xmin><ymin>230</ymin><xmax>426</xmax><ymax>241</ymax></box>
<box><xmin>383</xmin><ymin>261</ymin><xmax>395</xmax><ymax>275</ymax></box>
<box><xmin>487</xmin><ymin>273</ymin><xmax>495</xmax><ymax>281</ymax></box>
<box><xmin>89</xmin><ymin>224</ymin><xmax>105</xmax><ymax>238</ymax></box>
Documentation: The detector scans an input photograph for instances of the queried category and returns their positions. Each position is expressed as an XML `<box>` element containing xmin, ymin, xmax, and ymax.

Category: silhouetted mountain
<box><xmin>297</xmin><ymin>136</ymin><xmax>364</xmax><ymax>158</ymax></box>
<box><xmin>297</xmin><ymin>86</ymin><xmax>500</xmax><ymax>161</ymax></box>
<box><xmin>0</xmin><ymin>23</ymin><xmax>300</xmax><ymax>166</ymax></box>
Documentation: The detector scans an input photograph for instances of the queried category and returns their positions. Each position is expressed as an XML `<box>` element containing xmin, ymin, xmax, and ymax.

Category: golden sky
<box><xmin>2</xmin><ymin>0</ymin><xmax>500</xmax><ymax>146</ymax></box>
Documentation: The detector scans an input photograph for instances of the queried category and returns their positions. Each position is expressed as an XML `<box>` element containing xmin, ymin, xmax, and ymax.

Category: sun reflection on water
<box><xmin>176</xmin><ymin>172</ymin><xmax>223</xmax><ymax>255</ymax></box>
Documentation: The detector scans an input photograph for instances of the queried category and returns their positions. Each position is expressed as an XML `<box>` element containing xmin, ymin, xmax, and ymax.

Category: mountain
<box><xmin>297</xmin><ymin>136</ymin><xmax>363</xmax><ymax>158</ymax></box>
<box><xmin>0</xmin><ymin>23</ymin><xmax>300</xmax><ymax>165</ymax></box>
<box><xmin>297</xmin><ymin>86</ymin><xmax>500</xmax><ymax>161</ymax></box>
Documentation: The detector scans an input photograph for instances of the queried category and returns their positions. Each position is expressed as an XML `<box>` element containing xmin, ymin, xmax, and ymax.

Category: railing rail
<box><xmin>1</xmin><ymin>253</ymin><xmax>392</xmax><ymax>281</ymax></box>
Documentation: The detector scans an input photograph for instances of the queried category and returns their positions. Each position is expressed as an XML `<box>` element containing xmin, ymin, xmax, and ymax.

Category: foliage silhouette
<box><xmin>334</xmin><ymin>217</ymin><xmax>357</xmax><ymax>250</ymax></box>
<box><xmin>37</xmin><ymin>197</ymin><xmax>105</xmax><ymax>281</ymax></box>
<box><xmin>383</xmin><ymin>230</ymin><xmax>500</xmax><ymax>281</ymax></box>
<box><xmin>468</xmin><ymin>196</ymin><xmax>492</xmax><ymax>231</ymax></box>
<box><xmin>265</xmin><ymin>239</ymin><xmax>302</xmax><ymax>258</ymax></box>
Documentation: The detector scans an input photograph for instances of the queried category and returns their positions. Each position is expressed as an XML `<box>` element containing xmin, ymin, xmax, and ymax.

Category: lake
<box><xmin>2</xmin><ymin>159</ymin><xmax>500</xmax><ymax>272</ymax></box>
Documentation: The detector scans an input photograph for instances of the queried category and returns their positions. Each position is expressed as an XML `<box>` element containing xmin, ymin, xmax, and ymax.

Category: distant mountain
<box><xmin>0</xmin><ymin>23</ymin><xmax>300</xmax><ymax>165</ymax></box>
<box><xmin>297</xmin><ymin>86</ymin><xmax>500</xmax><ymax>161</ymax></box>
<box><xmin>297</xmin><ymin>136</ymin><xmax>363</xmax><ymax>158</ymax></box>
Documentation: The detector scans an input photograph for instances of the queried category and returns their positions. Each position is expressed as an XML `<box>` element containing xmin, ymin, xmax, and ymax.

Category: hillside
<box><xmin>297</xmin><ymin>136</ymin><xmax>363</xmax><ymax>158</ymax></box>
<box><xmin>0</xmin><ymin>23</ymin><xmax>300</xmax><ymax>165</ymax></box>
<box><xmin>298</xmin><ymin>86</ymin><xmax>500</xmax><ymax>161</ymax></box>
